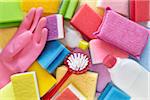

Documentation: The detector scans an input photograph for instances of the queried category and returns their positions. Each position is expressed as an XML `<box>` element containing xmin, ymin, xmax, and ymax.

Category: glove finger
<box><xmin>30</xmin><ymin>7</ymin><xmax>43</xmax><ymax>32</ymax></box>
<box><xmin>16</xmin><ymin>8</ymin><xmax>36</xmax><ymax>35</ymax></box>
<box><xmin>38</xmin><ymin>28</ymin><xmax>48</xmax><ymax>45</ymax></box>
<box><xmin>33</xmin><ymin>17</ymin><xmax>47</xmax><ymax>43</ymax></box>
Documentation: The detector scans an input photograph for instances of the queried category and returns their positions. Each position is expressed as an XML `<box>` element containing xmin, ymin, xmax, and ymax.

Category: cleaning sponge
<box><xmin>0</xmin><ymin>0</ymin><xmax>23</xmax><ymax>28</ymax></box>
<box><xmin>11</xmin><ymin>72</ymin><xmax>40</xmax><ymax>100</ymax></box>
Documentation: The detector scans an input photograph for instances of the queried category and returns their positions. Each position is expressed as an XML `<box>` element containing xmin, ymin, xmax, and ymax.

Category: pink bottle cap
<box><xmin>103</xmin><ymin>55</ymin><xmax>117</xmax><ymax>68</ymax></box>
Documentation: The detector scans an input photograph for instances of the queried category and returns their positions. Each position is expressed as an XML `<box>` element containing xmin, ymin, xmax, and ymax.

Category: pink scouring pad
<box><xmin>95</xmin><ymin>9</ymin><xmax>149</xmax><ymax>58</ymax></box>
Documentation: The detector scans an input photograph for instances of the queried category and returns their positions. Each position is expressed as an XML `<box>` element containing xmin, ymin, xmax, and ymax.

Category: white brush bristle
<box><xmin>67</xmin><ymin>53</ymin><xmax>89</xmax><ymax>71</ymax></box>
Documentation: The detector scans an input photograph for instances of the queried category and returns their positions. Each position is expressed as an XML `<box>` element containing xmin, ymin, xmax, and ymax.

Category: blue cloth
<box><xmin>139</xmin><ymin>37</ymin><xmax>150</xmax><ymax>71</ymax></box>
<box><xmin>98</xmin><ymin>83</ymin><xmax>130</xmax><ymax>100</ymax></box>
<box><xmin>38</xmin><ymin>40</ymin><xmax>70</xmax><ymax>73</ymax></box>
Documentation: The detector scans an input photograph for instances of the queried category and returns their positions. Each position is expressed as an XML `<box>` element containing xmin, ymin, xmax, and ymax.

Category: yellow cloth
<box><xmin>0</xmin><ymin>27</ymin><xmax>17</xmax><ymax>49</ymax></box>
<box><xmin>56</xmin><ymin>66</ymin><xmax>98</xmax><ymax>100</ymax></box>
<box><xmin>21</xmin><ymin>0</ymin><xmax>61</xmax><ymax>14</ymax></box>
<box><xmin>78</xmin><ymin>0</ymin><xmax>104</xmax><ymax>16</ymax></box>
<box><xmin>0</xmin><ymin>83</ymin><xmax>15</xmax><ymax>100</ymax></box>
<box><xmin>27</xmin><ymin>61</ymin><xmax>57</xmax><ymax>97</ymax></box>
<box><xmin>11</xmin><ymin>72</ymin><xmax>40</xmax><ymax>100</ymax></box>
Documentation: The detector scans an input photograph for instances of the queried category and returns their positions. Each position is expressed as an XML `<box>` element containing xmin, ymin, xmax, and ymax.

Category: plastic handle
<box><xmin>42</xmin><ymin>70</ymin><xmax>72</xmax><ymax>100</ymax></box>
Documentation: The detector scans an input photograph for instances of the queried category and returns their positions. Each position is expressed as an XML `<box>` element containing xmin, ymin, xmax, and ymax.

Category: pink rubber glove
<box><xmin>0</xmin><ymin>8</ymin><xmax>48</xmax><ymax>88</ymax></box>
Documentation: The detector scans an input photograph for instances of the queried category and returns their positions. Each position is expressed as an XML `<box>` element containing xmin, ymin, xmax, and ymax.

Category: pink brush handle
<box><xmin>42</xmin><ymin>70</ymin><xmax>72</xmax><ymax>100</ymax></box>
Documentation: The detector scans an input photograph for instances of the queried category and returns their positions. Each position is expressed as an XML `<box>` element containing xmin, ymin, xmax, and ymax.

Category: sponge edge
<box><xmin>27</xmin><ymin>61</ymin><xmax>57</xmax><ymax>97</ymax></box>
<box><xmin>46</xmin><ymin>14</ymin><xmax>64</xmax><ymax>41</ymax></box>
<box><xmin>11</xmin><ymin>72</ymin><xmax>40</xmax><ymax>100</ymax></box>
<box><xmin>59</xmin><ymin>0</ymin><xmax>70</xmax><ymax>16</ymax></box>
<box><xmin>64</xmin><ymin>0</ymin><xmax>79</xmax><ymax>20</ymax></box>
<box><xmin>56</xmin><ymin>66</ymin><xmax>98</xmax><ymax>100</ymax></box>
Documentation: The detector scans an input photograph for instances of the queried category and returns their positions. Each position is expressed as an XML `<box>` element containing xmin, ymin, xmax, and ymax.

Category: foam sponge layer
<box><xmin>11</xmin><ymin>72</ymin><xmax>40</xmax><ymax>100</ymax></box>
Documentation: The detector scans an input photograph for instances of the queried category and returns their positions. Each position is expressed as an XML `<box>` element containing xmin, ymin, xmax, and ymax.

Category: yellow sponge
<box><xmin>21</xmin><ymin>0</ymin><xmax>61</xmax><ymax>14</ymax></box>
<box><xmin>11</xmin><ymin>72</ymin><xmax>40</xmax><ymax>100</ymax></box>
<box><xmin>0</xmin><ymin>83</ymin><xmax>15</xmax><ymax>100</ymax></box>
<box><xmin>79</xmin><ymin>40</ymin><xmax>89</xmax><ymax>50</ymax></box>
<box><xmin>0</xmin><ymin>27</ymin><xmax>17</xmax><ymax>49</ymax></box>
<box><xmin>27</xmin><ymin>61</ymin><xmax>56</xmax><ymax>97</ymax></box>
<box><xmin>56</xmin><ymin>66</ymin><xmax>98</xmax><ymax>100</ymax></box>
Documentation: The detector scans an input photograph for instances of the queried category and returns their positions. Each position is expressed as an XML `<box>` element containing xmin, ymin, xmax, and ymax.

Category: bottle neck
<box><xmin>108</xmin><ymin>58</ymin><xmax>121</xmax><ymax>72</ymax></box>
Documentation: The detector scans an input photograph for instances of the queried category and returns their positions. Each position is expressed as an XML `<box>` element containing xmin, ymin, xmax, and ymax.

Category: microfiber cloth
<box><xmin>96</xmin><ymin>10</ymin><xmax>149</xmax><ymax>58</ymax></box>
<box><xmin>98</xmin><ymin>83</ymin><xmax>130</xmax><ymax>100</ymax></box>
<box><xmin>89</xmin><ymin>39</ymin><xmax>129</xmax><ymax>64</ymax></box>
<box><xmin>0</xmin><ymin>0</ymin><xmax>23</xmax><ymax>28</ymax></box>
<box><xmin>71</xmin><ymin>4</ymin><xmax>102</xmax><ymax>40</ymax></box>
<box><xmin>27</xmin><ymin>61</ymin><xmax>56</xmax><ymax>97</ymax></box>
<box><xmin>46</xmin><ymin>14</ymin><xmax>64</xmax><ymax>41</ymax></box>
<box><xmin>38</xmin><ymin>40</ymin><xmax>70</xmax><ymax>73</ymax></box>
<box><xmin>139</xmin><ymin>37</ymin><xmax>150</xmax><ymax>71</ymax></box>
<box><xmin>11</xmin><ymin>72</ymin><xmax>40</xmax><ymax>100</ymax></box>
<box><xmin>89</xmin><ymin>64</ymin><xmax>111</xmax><ymax>93</ymax></box>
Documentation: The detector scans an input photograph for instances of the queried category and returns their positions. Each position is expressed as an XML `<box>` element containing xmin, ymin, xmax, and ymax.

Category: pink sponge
<box><xmin>95</xmin><ymin>10</ymin><xmax>149</xmax><ymax>58</ymax></box>
<box><xmin>89</xmin><ymin>39</ymin><xmax>128</xmax><ymax>64</ymax></box>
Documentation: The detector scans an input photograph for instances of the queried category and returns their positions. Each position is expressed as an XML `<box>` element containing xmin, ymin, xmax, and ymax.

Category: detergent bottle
<box><xmin>103</xmin><ymin>55</ymin><xmax>150</xmax><ymax>100</ymax></box>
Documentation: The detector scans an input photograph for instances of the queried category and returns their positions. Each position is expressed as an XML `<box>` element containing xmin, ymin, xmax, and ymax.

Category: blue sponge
<box><xmin>38</xmin><ymin>40</ymin><xmax>70</xmax><ymax>73</ymax></box>
<box><xmin>98</xmin><ymin>83</ymin><xmax>130</xmax><ymax>100</ymax></box>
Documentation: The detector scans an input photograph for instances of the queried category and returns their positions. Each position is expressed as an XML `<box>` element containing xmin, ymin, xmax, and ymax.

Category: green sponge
<box><xmin>0</xmin><ymin>0</ymin><xmax>23</xmax><ymax>28</ymax></box>
<box><xmin>59</xmin><ymin>0</ymin><xmax>70</xmax><ymax>16</ymax></box>
<box><xmin>59</xmin><ymin>0</ymin><xmax>79</xmax><ymax>20</ymax></box>
<box><xmin>64</xmin><ymin>0</ymin><xmax>79</xmax><ymax>20</ymax></box>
